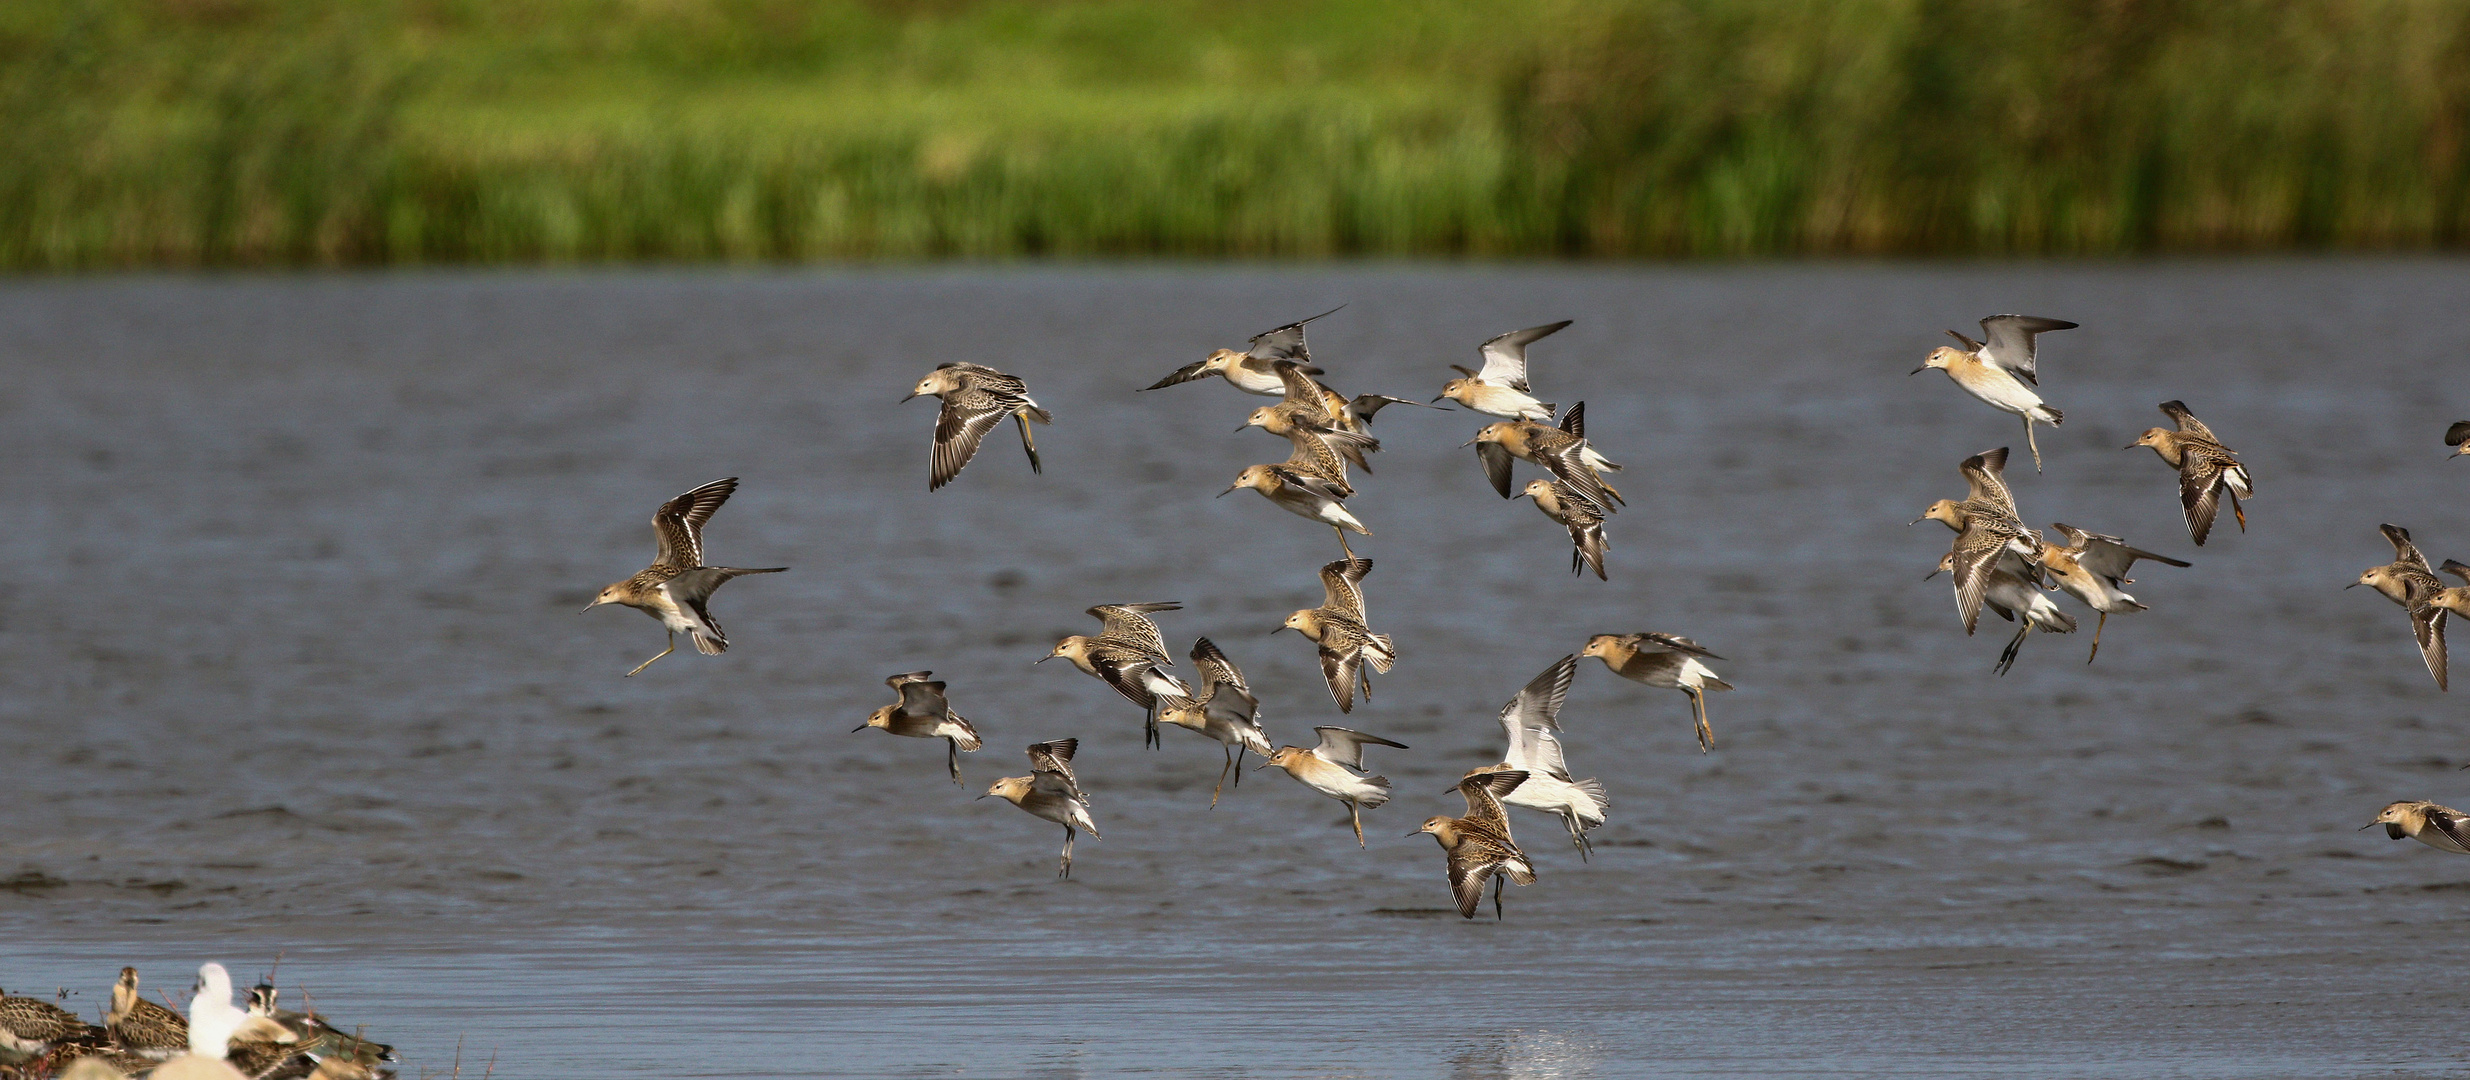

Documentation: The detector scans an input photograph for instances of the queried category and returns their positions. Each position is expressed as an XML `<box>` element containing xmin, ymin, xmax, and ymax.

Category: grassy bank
<box><xmin>1</xmin><ymin>0</ymin><xmax>2466</xmax><ymax>267</ymax></box>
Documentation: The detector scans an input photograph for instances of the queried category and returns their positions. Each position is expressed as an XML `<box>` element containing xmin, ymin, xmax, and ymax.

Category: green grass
<box><xmin>2</xmin><ymin>0</ymin><xmax>2466</xmax><ymax>267</ymax></box>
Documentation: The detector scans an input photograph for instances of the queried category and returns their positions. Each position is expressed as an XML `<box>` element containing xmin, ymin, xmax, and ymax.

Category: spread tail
<box><xmin>1356</xmin><ymin>776</ymin><xmax>1392</xmax><ymax>808</ymax></box>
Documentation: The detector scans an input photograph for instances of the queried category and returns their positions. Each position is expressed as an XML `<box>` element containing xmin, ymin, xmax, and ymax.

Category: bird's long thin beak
<box><xmin>1404</xmin><ymin>828</ymin><xmax>1422</xmax><ymax>837</ymax></box>
<box><xmin>580</xmin><ymin>600</ymin><xmax>601</xmax><ymax>613</ymax></box>
<box><xmin>1034</xmin><ymin>654</ymin><xmax>1054</xmax><ymax>664</ymax></box>
<box><xmin>1234</xmin><ymin>423</ymin><xmax>1251</xmax><ymax>433</ymax></box>
<box><xmin>1430</xmin><ymin>394</ymin><xmax>1447</xmax><ymax>403</ymax></box>
<box><xmin>2359</xmin><ymin>821</ymin><xmax>2380</xmax><ymax>830</ymax></box>
<box><xmin>2345</xmin><ymin>582</ymin><xmax>2361</xmax><ymax>589</ymax></box>
<box><xmin>1255</xmin><ymin>759</ymin><xmax>1274</xmax><ymax>770</ymax></box>
<box><xmin>2123</xmin><ymin>443</ymin><xmax>2140</xmax><ymax>450</ymax></box>
<box><xmin>1460</xmin><ymin>436</ymin><xmax>1480</xmax><ymax>447</ymax></box>
<box><xmin>851</xmin><ymin>724</ymin><xmax>869</xmax><ymax>733</ymax></box>
<box><xmin>1908</xmin><ymin>366</ymin><xmax>1927</xmax><ymax>376</ymax></box>
<box><xmin>1216</xmin><ymin>484</ymin><xmax>1238</xmax><ymax>498</ymax></box>
<box><xmin>1907</xmin><ymin>516</ymin><xmax>1925</xmax><ymax>526</ymax></box>
<box><xmin>975</xmin><ymin>793</ymin><xmax>991</xmax><ymax>801</ymax></box>
<box><xmin>1922</xmin><ymin>569</ymin><xmax>1942</xmax><ymax>582</ymax></box>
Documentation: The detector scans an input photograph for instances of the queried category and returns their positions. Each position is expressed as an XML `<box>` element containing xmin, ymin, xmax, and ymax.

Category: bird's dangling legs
<box><xmin>1688</xmin><ymin>689</ymin><xmax>1714</xmax><ymax>754</ymax></box>
<box><xmin>946</xmin><ymin>738</ymin><xmax>962</xmax><ymax>784</ymax></box>
<box><xmin>1350</xmin><ymin>802</ymin><xmax>1366</xmax><ymax>848</ymax></box>
<box><xmin>625</xmin><ymin>632</ymin><xmax>677</xmax><ymax>677</ymax></box>
<box><xmin>1492</xmin><ymin>874</ymin><xmax>1506</xmax><ymax>921</ymax></box>
<box><xmin>2086</xmin><ymin>611</ymin><xmax>2109</xmax><ymax>664</ymax></box>
<box><xmin>1335</xmin><ymin>526</ymin><xmax>1357</xmax><ymax>561</ymax></box>
<box><xmin>1211</xmin><ymin>746</ymin><xmax>1233</xmax><ymax>809</ymax></box>
<box><xmin>1015</xmin><ymin>411</ymin><xmax>1042</xmax><ymax>475</ymax></box>
<box><xmin>2023</xmin><ymin>415</ymin><xmax>2044</xmax><ymax>473</ymax></box>
<box><xmin>1995</xmin><ymin>626</ymin><xmax>2029</xmax><ymax>675</ymax></box>
<box><xmin>1058</xmin><ymin>826</ymin><xmax>1075</xmax><ymax>879</ymax></box>
<box><xmin>2231</xmin><ymin>493</ymin><xmax>2246</xmax><ymax>533</ymax></box>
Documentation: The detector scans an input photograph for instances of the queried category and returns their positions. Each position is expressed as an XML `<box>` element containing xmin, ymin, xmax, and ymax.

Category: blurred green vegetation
<box><xmin>1</xmin><ymin>0</ymin><xmax>2466</xmax><ymax>266</ymax></box>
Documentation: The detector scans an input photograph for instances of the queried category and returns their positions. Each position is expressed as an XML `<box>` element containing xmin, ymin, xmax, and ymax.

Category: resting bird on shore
<box><xmin>1261</xmin><ymin>726</ymin><xmax>1407</xmax><ymax>847</ymax></box>
<box><xmin>1154</xmin><ymin>638</ymin><xmax>1272</xmax><ymax>808</ymax></box>
<box><xmin>1277</xmin><ymin>558</ymin><xmax>1396</xmax><ymax>714</ymax></box>
<box><xmin>1414</xmin><ymin>770</ymin><xmax>1536</xmax><ymax>921</ymax></box>
<box><xmin>1912</xmin><ymin>314</ymin><xmax>2075</xmax><ymax>472</ymax></box>
<box><xmin>856</xmin><ymin>670</ymin><xmax>984</xmax><ymax>784</ymax></box>
<box><xmin>905</xmin><ymin>362</ymin><xmax>1053</xmax><ymax>490</ymax></box>
<box><xmin>108</xmin><ymin>966</ymin><xmax>188</xmax><ymax>1061</ymax></box>
<box><xmin>1466</xmin><ymin>655</ymin><xmax>1607</xmax><ymax>858</ymax></box>
<box><xmin>2129</xmin><ymin>400</ymin><xmax>2251</xmax><ymax>545</ymax></box>
<box><xmin>982</xmin><ymin>740</ymin><xmax>1100</xmax><ymax>878</ymax></box>
<box><xmin>2351</xmin><ymin>524</ymin><xmax>2448</xmax><ymax>691</ymax></box>
<box><xmin>1145</xmin><ymin>306</ymin><xmax>1344</xmax><ymax>396</ymax></box>
<box><xmin>1435</xmin><ymin>320</ymin><xmax>1569</xmax><ymax>422</ymax></box>
<box><xmin>1</xmin><ymin>988</ymin><xmax>100</xmax><ymax>1061</ymax></box>
<box><xmin>583</xmin><ymin>477</ymin><xmax>788</xmax><ymax>677</ymax></box>
<box><xmin>1039</xmin><ymin>602</ymin><xmax>1191</xmax><ymax>747</ymax></box>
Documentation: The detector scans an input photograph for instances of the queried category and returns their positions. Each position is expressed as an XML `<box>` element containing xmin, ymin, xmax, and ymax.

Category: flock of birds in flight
<box><xmin>561</xmin><ymin>307</ymin><xmax>2470</xmax><ymax>913</ymax></box>
<box><xmin>12</xmin><ymin>303</ymin><xmax>2470</xmax><ymax>1079</ymax></box>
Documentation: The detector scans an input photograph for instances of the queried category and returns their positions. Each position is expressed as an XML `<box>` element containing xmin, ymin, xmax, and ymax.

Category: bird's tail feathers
<box><xmin>1503</xmin><ymin>858</ymin><xmax>1537</xmax><ymax>885</ymax></box>
<box><xmin>1366</xmin><ymin>634</ymin><xmax>1397</xmax><ymax>672</ymax></box>
<box><xmin>1356</xmin><ymin>777</ymin><xmax>1392</xmax><ymax>807</ymax></box>
<box><xmin>947</xmin><ymin>714</ymin><xmax>984</xmax><ymax>752</ymax></box>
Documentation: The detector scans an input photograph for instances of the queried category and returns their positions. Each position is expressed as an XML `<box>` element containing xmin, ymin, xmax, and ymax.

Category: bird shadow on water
<box><xmin>1448</xmin><ymin>1027</ymin><xmax>1608</xmax><ymax>1080</ymax></box>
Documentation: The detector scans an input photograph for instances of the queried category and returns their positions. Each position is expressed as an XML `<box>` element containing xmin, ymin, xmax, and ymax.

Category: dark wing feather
<box><xmin>1310</xmin><ymin>725</ymin><xmax>1406</xmax><ymax>769</ymax></box>
<box><xmin>1474</xmin><ymin>320</ymin><xmax>1570</xmax><ymax>392</ymax></box>
<box><xmin>1558</xmin><ymin>400</ymin><xmax>1585</xmax><ymax>437</ymax></box>
<box><xmin>2413</xmin><ymin>605</ymin><xmax>2450</xmax><ymax>691</ymax></box>
<box><xmin>1477</xmin><ymin>440</ymin><xmax>1515</xmax><ymax>499</ymax></box>
<box><xmin>897</xmin><ymin>679</ymin><xmax>950</xmax><ymax>717</ymax></box>
<box><xmin>1977</xmin><ymin>314</ymin><xmax>2076</xmax><ymax>384</ymax></box>
<box><xmin>1189</xmin><ymin>637</ymin><xmax>1246</xmax><ymax>694</ymax></box>
<box><xmin>2180</xmin><ymin>460</ymin><xmax>2225</xmax><ymax>546</ymax></box>
<box><xmin>1143</xmin><ymin>358</ymin><xmax>1214</xmax><ymax>390</ymax></box>
<box><xmin>1089</xmin><ymin>603</ymin><xmax>1177</xmax><ymax>660</ymax></box>
<box><xmin>652</xmin><ymin>477</ymin><xmax>738</xmax><ymax>569</ymax></box>
<box><xmin>1447</xmin><ymin>854</ymin><xmax>1492</xmax><ymax>918</ymax></box>
<box><xmin>2449</xmin><ymin>421</ymin><xmax>2470</xmax><ymax>449</ymax></box>
<box><xmin>931</xmin><ymin>396</ymin><xmax>1013</xmax><ymax>491</ymax></box>
<box><xmin>1319</xmin><ymin>649</ymin><xmax>1359</xmax><ymax>713</ymax></box>
<box><xmin>2384</xmin><ymin>523</ymin><xmax>2436</xmax><ymax>576</ymax></box>
<box><xmin>1318</xmin><ymin>558</ymin><xmax>1373</xmax><ymax>624</ymax></box>
<box><xmin>1246</xmin><ymin>305</ymin><xmax>1345</xmax><ymax>362</ymax></box>
<box><xmin>1632</xmin><ymin>632</ymin><xmax>1723</xmax><ymax>660</ymax></box>
<box><xmin>1960</xmin><ymin>448</ymin><xmax>2017</xmax><ymax>516</ymax></box>
<box><xmin>1949</xmin><ymin>522</ymin><xmax>2014</xmax><ymax>634</ymax></box>
<box><xmin>2159</xmin><ymin>400</ymin><xmax>2220</xmax><ymax>442</ymax></box>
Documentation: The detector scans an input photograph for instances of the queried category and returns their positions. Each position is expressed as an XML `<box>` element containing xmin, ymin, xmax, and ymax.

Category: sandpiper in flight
<box><xmin>856</xmin><ymin>671</ymin><xmax>985</xmax><ymax>783</ymax></box>
<box><xmin>2128</xmin><ymin>400</ymin><xmax>2251</xmax><ymax>545</ymax></box>
<box><xmin>1465</xmin><ymin>654</ymin><xmax>1607</xmax><ymax>858</ymax></box>
<box><xmin>2038</xmin><ymin>523</ymin><xmax>2191</xmax><ymax>662</ymax></box>
<box><xmin>1261</xmin><ymin>725</ymin><xmax>1407</xmax><ymax>847</ymax></box>
<box><xmin>1040</xmin><ymin>603</ymin><xmax>1193</xmax><ymax>746</ymax></box>
<box><xmin>1277</xmin><ymin>558</ymin><xmax>1397</xmax><ymax>714</ymax></box>
<box><xmin>1581</xmin><ymin>633</ymin><xmax>1733</xmax><ymax>752</ymax></box>
<box><xmin>2365</xmin><ymin>800</ymin><xmax>2470</xmax><ymax>855</ymax></box>
<box><xmin>1467</xmin><ymin>401</ymin><xmax>1624</xmax><ymax>512</ymax></box>
<box><xmin>583</xmin><ymin>477</ymin><xmax>788</xmax><ymax>677</ymax></box>
<box><xmin>1912</xmin><ymin>314</ymin><xmax>2076</xmax><ymax>472</ymax></box>
<box><xmin>1520</xmin><ymin>478</ymin><xmax>1609</xmax><ymax>580</ymax></box>
<box><xmin>1435</xmin><ymin>320</ymin><xmax>1570</xmax><ymax>422</ymax></box>
<box><xmin>2351</xmin><ymin>523</ymin><xmax>2448</xmax><ymax>691</ymax></box>
<box><xmin>905</xmin><ymin>362</ymin><xmax>1053</xmax><ymax>491</ymax></box>
<box><xmin>981</xmin><ymin>739</ymin><xmax>1100</xmax><ymax>878</ymax></box>
<box><xmin>1221</xmin><ymin>461</ymin><xmax>1371</xmax><ymax>559</ymax></box>
<box><xmin>1145</xmin><ymin>306</ymin><xmax>1344</xmax><ymax>396</ymax></box>
<box><xmin>1414</xmin><ymin>770</ymin><xmax>1536</xmax><ymax>921</ymax></box>
<box><xmin>1154</xmin><ymin>638</ymin><xmax>1273</xmax><ymax>808</ymax></box>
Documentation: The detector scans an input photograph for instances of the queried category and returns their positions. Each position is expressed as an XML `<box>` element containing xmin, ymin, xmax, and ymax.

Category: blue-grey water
<box><xmin>2</xmin><ymin>261</ymin><xmax>2467</xmax><ymax>1077</ymax></box>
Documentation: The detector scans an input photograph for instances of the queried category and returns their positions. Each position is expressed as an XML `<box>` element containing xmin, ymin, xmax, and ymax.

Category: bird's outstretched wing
<box><xmin>1309</xmin><ymin>725</ymin><xmax>1406</xmax><ymax>770</ymax></box>
<box><xmin>1246</xmin><ymin>305</ymin><xmax>1346</xmax><ymax>363</ymax></box>
<box><xmin>1474</xmin><ymin>320</ymin><xmax>1570</xmax><ymax>391</ymax></box>
<box><xmin>652</xmin><ymin>477</ymin><xmax>738</xmax><ymax>569</ymax></box>
<box><xmin>1976</xmin><ymin>315</ymin><xmax>2077</xmax><ymax>385</ymax></box>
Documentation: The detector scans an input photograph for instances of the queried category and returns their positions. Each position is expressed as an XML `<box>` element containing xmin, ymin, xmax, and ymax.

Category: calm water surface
<box><xmin>3</xmin><ymin>262</ymin><xmax>2468</xmax><ymax>1077</ymax></box>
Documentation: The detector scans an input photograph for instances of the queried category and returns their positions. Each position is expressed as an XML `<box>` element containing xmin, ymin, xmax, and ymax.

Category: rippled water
<box><xmin>4</xmin><ymin>262</ymin><xmax>2469</xmax><ymax>1077</ymax></box>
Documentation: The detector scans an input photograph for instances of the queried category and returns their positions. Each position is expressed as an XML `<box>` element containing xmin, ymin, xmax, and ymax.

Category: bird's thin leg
<box><xmin>946</xmin><ymin>738</ymin><xmax>962</xmax><ymax>784</ymax></box>
<box><xmin>2023</xmin><ymin>414</ymin><xmax>2043</xmax><ymax>473</ymax></box>
<box><xmin>1059</xmin><ymin>826</ymin><xmax>1074</xmax><ymax>879</ymax></box>
<box><xmin>624</xmin><ymin>632</ymin><xmax>677</xmax><ymax>677</ymax></box>
<box><xmin>1212</xmin><ymin>746</ymin><xmax>1232</xmax><ymax>809</ymax></box>
<box><xmin>1492</xmin><ymin>874</ymin><xmax>1505</xmax><ymax>921</ymax></box>
<box><xmin>1335</xmin><ymin>526</ymin><xmax>1357</xmax><ymax>561</ymax></box>
<box><xmin>1572</xmin><ymin>818</ymin><xmax>1589</xmax><ymax>862</ymax></box>
<box><xmin>1015</xmin><ymin>411</ymin><xmax>1042</xmax><ymax>475</ymax></box>
<box><xmin>1996</xmin><ymin>626</ymin><xmax>2028</xmax><ymax>675</ymax></box>
<box><xmin>1145</xmin><ymin>704</ymin><xmax>1159</xmax><ymax>751</ymax></box>
<box><xmin>2087</xmin><ymin>611</ymin><xmax>2108</xmax><ymax>664</ymax></box>
<box><xmin>1689</xmin><ymin>689</ymin><xmax>1714</xmax><ymax>753</ymax></box>
<box><xmin>2231</xmin><ymin>491</ymin><xmax>2246</xmax><ymax>532</ymax></box>
<box><xmin>1350</xmin><ymin>802</ymin><xmax>1366</xmax><ymax>848</ymax></box>
<box><xmin>1232</xmin><ymin>746</ymin><xmax>1244</xmax><ymax>787</ymax></box>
